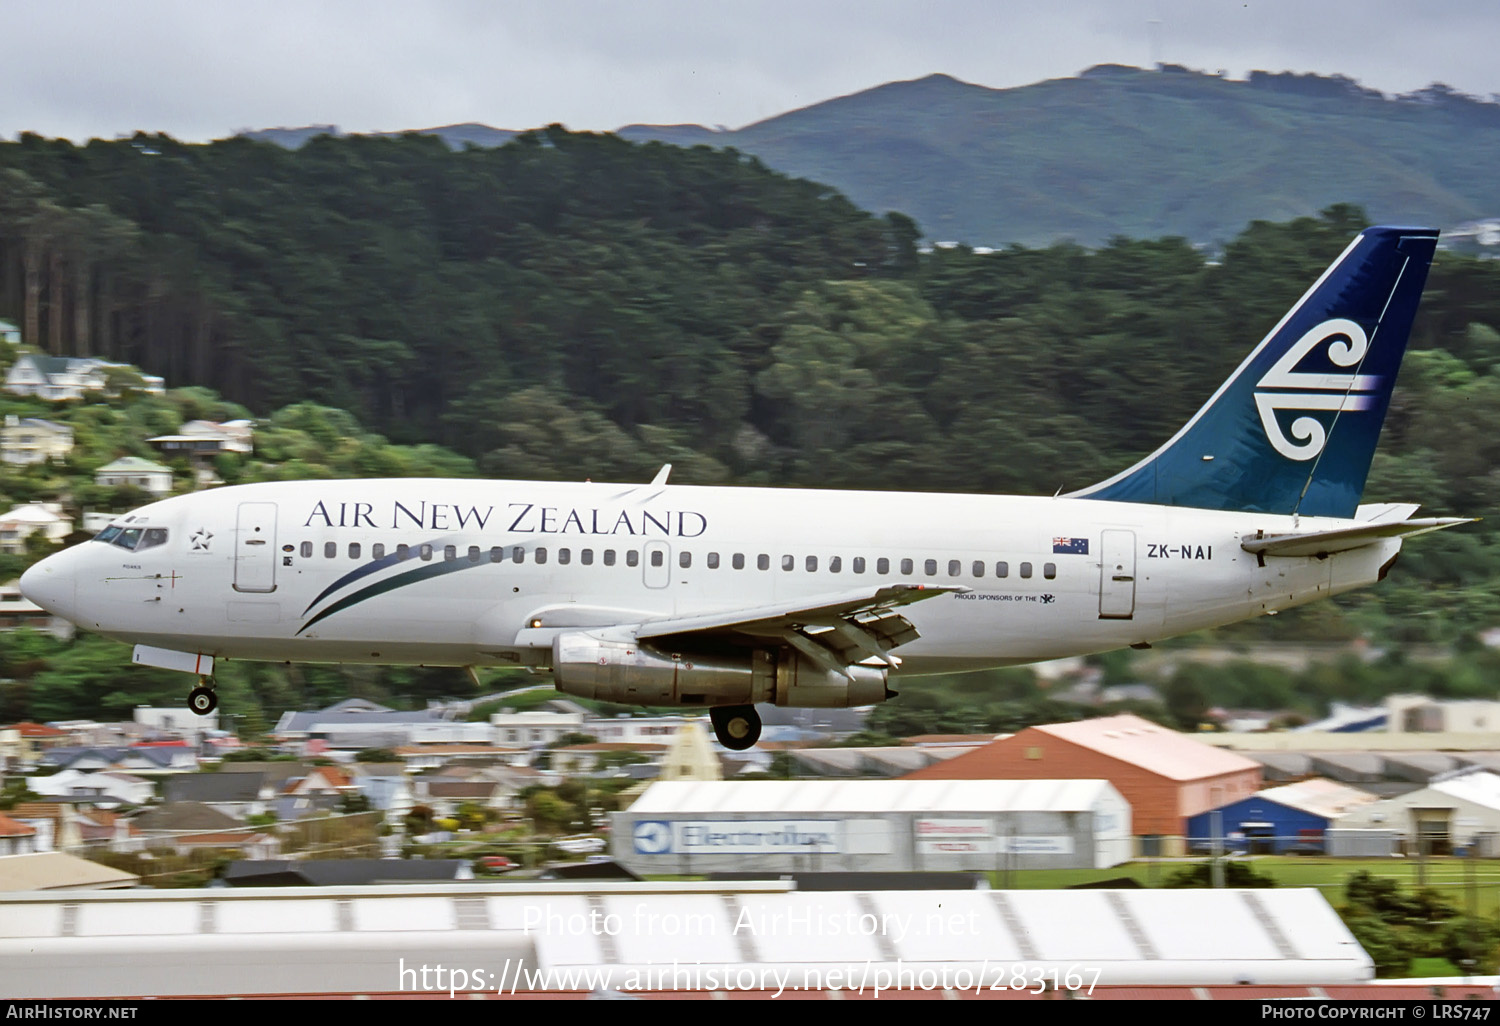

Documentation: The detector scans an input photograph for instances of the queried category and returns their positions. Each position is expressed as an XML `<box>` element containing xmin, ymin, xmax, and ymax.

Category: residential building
<box><xmin>93</xmin><ymin>456</ymin><xmax>173</xmax><ymax>496</ymax></box>
<box><xmin>26</xmin><ymin>769</ymin><xmax>154</xmax><ymax>807</ymax></box>
<box><xmin>3</xmin><ymin>354</ymin><xmax>162</xmax><ymax>400</ymax></box>
<box><xmin>491</xmin><ymin>709</ymin><xmax>585</xmax><ymax>746</ymax></box>
<box><xmin>905</xmin><ymin>713</ymin><xmax>1263</xmax><ymax>852</ymax></box>
<box><xmin>1387</xmin><ymin>694</ymin><xmax>1500</xmax><ymax>733</ymax></box>
<box><xmin>0</xmin><ymin>813</ymin><xmax>38</xmax><ymax>855</ymax></box>
<box><xmin>0</xmin><ymin>416</ymin><xmax>73</xmax><ymax>465</ymax></box>
<box><xmin>585</xmin><ymin>714</ymin><xmax>706</xmax><ymax>743</ymax></box>
<box><xmin>147</xmin><ymin>419</ymin><xmax>254</xmax><ymax>456</ymax></box>
<box><xmin>0</xmin><ymin>503</ymin><xmax>72</xmax><ymax>554</ymax></box>
<box><xmin>162</xmin><ymin>772</ymin><xmax>267</xmax><ymax>819</ymax></box>
<box><xmin>656</xmin><ymin>722</ymin><xmax>723</xmax><ymax>782</ymax></box>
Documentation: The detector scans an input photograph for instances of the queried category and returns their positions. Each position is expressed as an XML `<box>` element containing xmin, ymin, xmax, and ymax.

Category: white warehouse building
<box><xmin>613</xmin><ymin>779</ymin><xmax>1133</xmax><ymax>875</ymax></box>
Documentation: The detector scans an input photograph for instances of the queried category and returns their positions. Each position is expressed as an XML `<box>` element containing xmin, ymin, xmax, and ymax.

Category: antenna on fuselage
<box><xmin>650</xmin><ymin>464</ymin><xmax>672</xmax><ymax>486</ymax></box>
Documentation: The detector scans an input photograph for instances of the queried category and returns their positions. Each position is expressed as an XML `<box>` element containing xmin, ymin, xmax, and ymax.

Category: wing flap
<box><xmin>635</xmin><ymin>583</ymin><xmax>963</xmax><ymax>671</ymax></box>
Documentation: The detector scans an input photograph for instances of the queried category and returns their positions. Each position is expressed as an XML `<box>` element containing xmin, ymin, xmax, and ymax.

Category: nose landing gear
<box><xmin>709</xmin><ymin>704</ymin><xmax>761</xmax><ymax>750</ymax></box>
<box><xmin>187</xmin><ymin>678</ymin><xmax>218</xmax><ymax>716</ymax></box>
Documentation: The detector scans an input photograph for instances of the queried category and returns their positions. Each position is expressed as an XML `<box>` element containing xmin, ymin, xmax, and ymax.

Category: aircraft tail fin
<box><xmin>1071</xmin><ymin>226</ymin><xmax>1439</xmax><ymax>518</ymax></box>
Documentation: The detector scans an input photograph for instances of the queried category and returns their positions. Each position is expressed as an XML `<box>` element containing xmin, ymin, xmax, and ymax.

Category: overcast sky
<box><xmin>7</xmin><ymin>1</ymin><xmax>1500</xmax><ymax>143</ymax></box>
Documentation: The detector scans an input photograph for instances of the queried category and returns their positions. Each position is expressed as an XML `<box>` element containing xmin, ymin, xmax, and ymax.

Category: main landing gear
<box><xmin>187</xmin><ymin>678</ymin><xmax>218</xmax><ymax>716</ymax></box>
<box><xmin>710</xmin><ymin>704</ymin><xmax>762</xmax><ymax>751</ymax></box>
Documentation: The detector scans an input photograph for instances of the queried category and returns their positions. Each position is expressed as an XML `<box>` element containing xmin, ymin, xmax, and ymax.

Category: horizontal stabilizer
<box><xmin>1241</xmin><ymin>517</ymin><xmax>1475</xmax><ymax>558</ymax></box>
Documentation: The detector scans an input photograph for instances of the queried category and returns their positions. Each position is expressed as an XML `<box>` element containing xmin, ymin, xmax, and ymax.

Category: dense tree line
<box><xmin>1</xmin><ymin>132</ymin><xmax>1500</xmax><ymax>724</ymax></box>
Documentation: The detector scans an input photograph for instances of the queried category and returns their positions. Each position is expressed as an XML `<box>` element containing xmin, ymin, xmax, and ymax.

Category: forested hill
<box><xmin>246</xmin><ymin>66</ymin><xmax>1500</xmax><ymax>247</ymax></box>
<box><xmin>1</xmin><ymin>131</ymin><xmax>1500</xmax><ymax>641</ymax></box>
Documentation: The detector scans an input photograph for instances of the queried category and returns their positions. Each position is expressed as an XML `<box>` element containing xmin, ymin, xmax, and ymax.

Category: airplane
<box><xmin>19</xmin><ymin>225</ymin><xmax>1471</xmax><ymax>750</ymax></box>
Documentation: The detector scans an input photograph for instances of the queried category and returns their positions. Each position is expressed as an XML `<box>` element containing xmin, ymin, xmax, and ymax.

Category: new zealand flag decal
<box><xmin>1053</xmin><ymin>537</ymin><xmax>1089</xmax><ymax>555</ymax></box>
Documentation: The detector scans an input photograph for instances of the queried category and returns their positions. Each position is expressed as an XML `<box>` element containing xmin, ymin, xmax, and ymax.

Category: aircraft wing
<box><xmin>1241</xmin><ymin>517</ymin><xmax>1474</xmax><ymax>559</ymax></box>
<box><xmin>634</xmin><ymin>583</ymin><xmax>965</xmax><ymax>672</ymax></box>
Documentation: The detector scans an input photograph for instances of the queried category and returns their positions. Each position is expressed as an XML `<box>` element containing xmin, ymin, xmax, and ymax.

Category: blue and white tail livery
<box><xmin>1073</xmin><ymin>226</ymin><xmax>1439</xmax><ymax>518</ymax></box>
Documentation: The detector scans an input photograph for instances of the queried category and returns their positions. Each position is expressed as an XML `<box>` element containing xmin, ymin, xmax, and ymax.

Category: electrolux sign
<box><xmin>632</xmin><ymin>819</ymin><xmax>841</xmax><ymax>855</ymax></box>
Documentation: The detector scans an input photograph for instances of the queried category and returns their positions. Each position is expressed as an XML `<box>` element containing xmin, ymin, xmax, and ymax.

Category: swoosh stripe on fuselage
<box><xmin>296</xmin><ymin>551</ymin><xmax>490</xmax><ymax>635</ymax></box>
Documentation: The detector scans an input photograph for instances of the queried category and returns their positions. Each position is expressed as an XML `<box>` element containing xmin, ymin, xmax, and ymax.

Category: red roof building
<box><xmin>905</xmin><ymin>714</ymin><xmax>1262</xmax><ymax>844</ymax></box>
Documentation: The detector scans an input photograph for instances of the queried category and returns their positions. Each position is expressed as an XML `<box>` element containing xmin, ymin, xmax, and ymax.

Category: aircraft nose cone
<box><xmin>20</xmin><ymin>555</ymin><xmax>77</xmax><ymax>620</ymax></box>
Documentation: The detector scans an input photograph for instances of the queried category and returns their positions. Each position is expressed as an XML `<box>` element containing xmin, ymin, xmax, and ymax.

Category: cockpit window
<box><xmin>95</xmin><ymin>526</ymin><xmax>123</xmax><ymax>544</ymax></box>
<box><xmin>136</xmin><ymin>528</ymin><xmax>169</xmax><ymax>551</ymax></box>
<box><xmin>114</xmin><ymin>528</ymin><xmax>143</xmax><ymax>550</ymax></box>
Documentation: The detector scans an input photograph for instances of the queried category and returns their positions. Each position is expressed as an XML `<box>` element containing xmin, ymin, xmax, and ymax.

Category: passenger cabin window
<box><xmin>324</xmin><ymin>542</ymin><xmax>336</xmax><ymax>559</ymax></box>
<box><xmin>781</xmin><ymin>555</ymin><xmax>794</xmax><ymax>571</ymax></box>
<box><xmin>707</xmin><ymin>552</ymin><xmax>719</xmax><ymax>569</ymax></box>
<box><xmin>732</xmin><ymin>553</ymin><xmax>745</xmax><ymax>570</ymax></box>
<box><xmin>877</xmin><ymin>558</ymin><xmax>889</xmax><ymax>574</ymax></box>
<box><xmin>829</xmin><ymin>556</ymin><xmax>841</xmax><ymax>573</ymax></box>
<box><xmin>444</xmin><ymin>544</ymin><xmax>457</xmax><ymax>561</ymax></box>
<box><xmin>420</xmin><ymin>544</ymin><xmax>433</xmax><ymax>561</ymax></box>
<box><xmin>373</xmin><ymin>543</ymin><xmax>386</xmax><ymax>559</ymax></box>
<box><xmin>512</xmin><ymin>547</ymin><xmax>525</xmax><ymax>563</ymax></box>
<box><xmin>924</xmin><ymin>559</ymin><xmax>938</xmax><ymax>576</ymax></box>
<box><xmin>1020</xmin><ymin>562</ymin><xmax>1033</xmax><ymax>579</ymax></box>
<box><xmin>1044</xmin><ymin>562</ymin><xmax>1057</xmax><ymax>580</ymax></box>
<box><xmin>757</xmin><ymin>554</ymin><xmax>770</xmax><ymax>571</ymax></box>
<box><xmin>603</xmin><ymin>550</ymin><xmax>616</xmax><ymax>566</ymax></box>
<box><xmin>535</xmin><ymin>548</ymin><xmax>548</xmax><ymax>564</ymax></box>
<box><xmin>900</xmin><ymin>558</ymin><xmax>913</xmax><ymax>575</ymax></box>
<box><xmin>301</xmin><ymin>541</ymin><xmax>313</xmax><ymax>558</ymax></box>
<box><xmin>650</xmin><ymin>550</ymin><xmax>663</xmax><ymax>568</ymax></box>
<box><xmin>972</xmin><ymin>560</ymin><xmax>985</xmax><ymax>577</ymax></box>
<box><xmin>679</xmin><ymin>552</ymin><xmax>690</xmax><ymax>568</ymax></box>
<box><xmin>626</xmin><ymin>551</ymin><xmax>639</xmax><ymax>567</ymax></box>
<box><xmin>581</xmin><ymin>549</ymin><xmax>594</xmax><ymax>565</ymax></box>
<box><xmin>469</xmin><ymin>546</ymin><xmax>481</xmax><ymax>563</ymax></box>
<box><xmin>997</xmin><ymin>561</ymin><xmax>1009</xmax><ymax>578</ymax></box>
<box><xmin>558</xmin><ymin>549</ymin><xmax>571</xmax><ymax>565</ymax></box>
<box><xmin>806</xmin><ymin>556</ymin><xmax>818</xmax><ymax>572</ymax></box>
<box><xmin>853</xmin><ymin>557</ymin><xmax>865</xmax><ymax>574</ymax></box>
<box><xmin>948</xmin><ymin>559</ymin><xmax>961</xmax><ymax>577</ymax></box>
<box><xmin>349</xmin><ymin>543</ymin><xmax>361</xmax><ymax>559</ymax></box>
<box><xmin>490</xmin><ymin>547</ymin><xmax>504</xmax><ymax>562</ymax></box>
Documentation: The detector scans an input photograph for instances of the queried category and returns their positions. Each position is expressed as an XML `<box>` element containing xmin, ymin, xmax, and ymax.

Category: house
<box><xmin>585</xmin><ymin>714</ymin><xmax>706</xmax><ymax>744</ymax></box>
<box><xmin>0</xmin><ymin>813</ymin><xmax>38</xmax><ymax>855</ymax></box>
<box><xmin>656</xmin><ymin>722</ymin><xmax>723</xmax><ymax>782</ymax></box>
<box><xmin>1</xmin><ymin>722</ymin><xmax>70</xmax><ymax>768</ymax></box>
<box><xmin>0</xmin><ymin>319</ymin><xmax>20</xmax><ymax>345</ymax></box>
<box><xmin>3</xmin><ymin>354</ymin><xmax>162</xmax><ymax>400</ymax></box>
<box><xmin>93</xmin><ymin>456</ymin><xmax>173</xmax><ymax>496</ymax></box>
<box><xmin>26</xmin><ymin>769</ymin><xmax>154</xmax><ymax>807</ymax></box>
<box><xmin>904</xmin><ymin>713</ymin><xmax>1263</xmax><ymax>853</ymax></box>
<box><xmin>0</xmin><ymin>416</ymin><xmax>73</xmax><ymax>465</ymax></box>
<box><xmin>8</xmin><ymin>803</ymin><xmax>85</xmax><ymax>852</ymax></box>
<box><xmin>0</xmin><ymin>503</ymin><xmax>73</xmax><ymax>554</ymax></box>
<box><xmin>162</xmin><ymin>772</ymin><xmax>267</xmax><ymax>819</ymax></box>
<box><xmin>1332</xmin><ymin>769</ymin><xmax>1500</xmax><ymax>855</ymax></box>
<box><xmin>133</xmin><ymin>706</ymin><xmax>219</xmax><ymax>740</ymax></box>
<box><xmin>550</xmin><ymin>742</ymin><xmax>668</xmax><ymax>775</ymax></box>
<box><xmin>4</xmin><ymin>354</ymin><xmax>109</xmax><ymax>400</ymax></box>
<box><xmin>491</xmin><ymin>709</ymin><xmax>586</xmax><ymax>746</ymax></box>
<box><xmin>147</xmin><ymin>419</ymin><xmax>254</xmax><ymax>456</ymax></box>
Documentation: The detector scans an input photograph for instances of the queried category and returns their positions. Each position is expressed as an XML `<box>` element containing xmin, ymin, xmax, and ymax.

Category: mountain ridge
<box><xmin>239</xmin><ymin>65</ymin><xmax>1500</xmax><ymax>246</ymax></box>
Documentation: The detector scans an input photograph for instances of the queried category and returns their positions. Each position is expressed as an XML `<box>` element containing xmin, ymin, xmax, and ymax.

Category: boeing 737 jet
<box><xmin>19</xmin><ymin>226</ymin><xmax>1469</xmax><ymax>748</ymax></box>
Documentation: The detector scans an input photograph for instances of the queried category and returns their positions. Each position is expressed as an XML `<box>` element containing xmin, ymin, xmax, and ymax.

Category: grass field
<box><xmin>995</xmin><ymin>856</ymin><xmax>1500</xmax><ymax>912</ymax></box>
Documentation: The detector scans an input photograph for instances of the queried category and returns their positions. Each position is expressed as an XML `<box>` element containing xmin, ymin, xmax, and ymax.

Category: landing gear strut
<box><xmin>187</xmin><ymin>678</ymin><xmax>218</xmax><ymax>716</ymax></box>
<box><xmin>710</xmin><ymin>704</ymin><xmax>761</xmax><ymax>750</ymax></box>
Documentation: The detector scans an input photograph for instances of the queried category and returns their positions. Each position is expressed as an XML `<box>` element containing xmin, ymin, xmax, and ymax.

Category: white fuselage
<box><xmin>24</xmin><ymin>478</ymin><xmax>1400</xmax><ymax>678</ymax></box>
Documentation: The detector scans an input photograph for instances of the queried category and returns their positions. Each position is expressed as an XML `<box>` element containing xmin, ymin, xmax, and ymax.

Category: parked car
<box><xmin>555</xmin><ymin>836</ymin><xmax>606</xmax><ymax>854</ymax></box>
<box><xmin>477</xmin><ymin>855</ymin><xmax>516</xmax><ymax>871</ymax></box>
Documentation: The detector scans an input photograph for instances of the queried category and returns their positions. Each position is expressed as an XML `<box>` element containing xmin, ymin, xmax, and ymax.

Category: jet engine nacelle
<box><xmin>551</xmin><ymin>631</ymin><xmax>888</xmax><ymax>709</ymax></box>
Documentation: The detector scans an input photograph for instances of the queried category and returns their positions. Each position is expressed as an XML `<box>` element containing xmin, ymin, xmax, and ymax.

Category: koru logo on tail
<box><xmin>1254</xmin><ymin>318</ymin><xmax>1379</xmax><ymax>461</ymax></box>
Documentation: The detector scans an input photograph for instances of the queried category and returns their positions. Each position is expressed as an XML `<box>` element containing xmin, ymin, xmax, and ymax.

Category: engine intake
<box><xmin>551</xmin><ymin>632</ymin><xmax>888</xmax><ymax>709</ymax></box>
